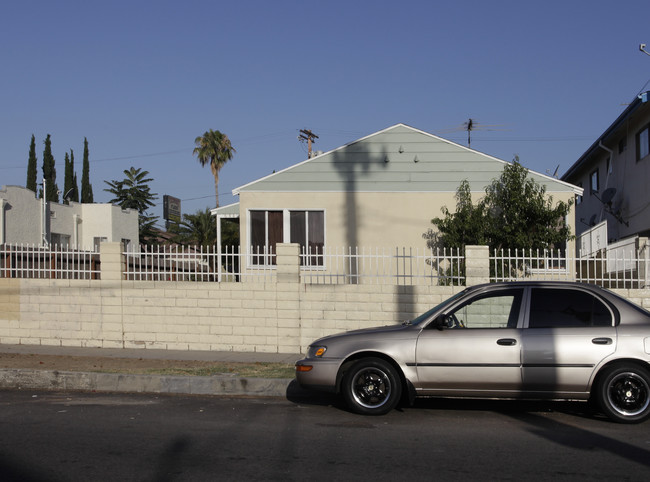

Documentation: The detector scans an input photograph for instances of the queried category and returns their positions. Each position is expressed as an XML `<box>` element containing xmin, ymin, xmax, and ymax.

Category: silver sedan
<box><xmin>295</xmin><ymin>281</ymin><xmax>650</xmax><ymax>423</ymax></box>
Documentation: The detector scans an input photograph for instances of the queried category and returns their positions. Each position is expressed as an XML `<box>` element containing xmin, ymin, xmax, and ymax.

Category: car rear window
<box><xmin>529</xmin><ymin>288</ymin><xmax>613</xmax><ymax>328</ymax></box>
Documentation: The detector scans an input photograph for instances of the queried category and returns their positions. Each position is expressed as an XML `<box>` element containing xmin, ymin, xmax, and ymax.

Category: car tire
<box><xmin>596</xmin><ymin>364</ymin><xmax>650</xmax><ymax>423</ymax></box>
<box><xmin>342</xmin><ymin>358</ymin><xmax>402</xmax><ymax>415</ymax></box>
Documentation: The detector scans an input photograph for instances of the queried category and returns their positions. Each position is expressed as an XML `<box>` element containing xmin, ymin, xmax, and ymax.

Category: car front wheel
<box><xmin>342</xmin><ymin>358</ymin><xmax>402</xmax><ymax>415</ymax></box>
<box><xmin>596</xmin><ymin>364</ymin><xmax>650</xmax><ymax>423</ymax></box>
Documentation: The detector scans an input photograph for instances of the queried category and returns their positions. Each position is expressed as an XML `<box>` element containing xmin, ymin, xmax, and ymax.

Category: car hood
<box><xmin>311</xmin><ymin>323</ymin><xmax>413</xmax><ymax>345</ymax></box>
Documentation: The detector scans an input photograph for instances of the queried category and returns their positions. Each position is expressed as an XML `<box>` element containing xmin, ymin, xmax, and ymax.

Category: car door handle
<box><xmin>592</xmin><ymin>337</ymin><xmax>613</xmax><ymax>345</ymax></box>
<box><xmin>497</xmin><ymin>338</ymin><xmax>517</xmax><ymax>346</ymax></box>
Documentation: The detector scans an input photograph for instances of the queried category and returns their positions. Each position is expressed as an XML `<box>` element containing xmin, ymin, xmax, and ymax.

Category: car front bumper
<box><xmin>295</xmin><ymin>357</ymin><xmax>343</xmax><ymax>392</ymax></box>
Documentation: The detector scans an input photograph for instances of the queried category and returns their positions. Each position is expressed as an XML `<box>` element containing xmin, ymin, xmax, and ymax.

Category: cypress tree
<box><xmin>81</xmin><ymin>137</ymin><xmax>93</xmax><ymax>203</ymax></box>
<box><xmin>42</xmin><ymin>134</ymin><xmax>59</xmax><ymax>202</ymax></box>
<box><xmin>26</xmin><ymin>134</ymin><xmax>38</xmax><ymax>192</ymax></box>
<box><xmin>70</xmin><ymin>149</ymin><xmax>79</xmax><ymax>202</ymax></box>
<box><xmin>63</xmin><ymin>149</ymin><xmax>79</xmax><ymax>203</ymax></box>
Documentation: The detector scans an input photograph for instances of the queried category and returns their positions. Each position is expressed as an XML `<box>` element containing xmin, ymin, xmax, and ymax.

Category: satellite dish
<box><xmin>589</xmin><ymin>214</ymin><xmax>597</xmax><ymax>226</ymax></box>
<box><xmin>601</xmin><ymin>188</ymin><xmax>616</xmax><ymax>205</ymax></box>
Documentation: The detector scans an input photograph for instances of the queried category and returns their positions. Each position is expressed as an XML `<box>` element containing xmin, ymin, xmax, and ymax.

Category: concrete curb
<box><xmin>0</xmin><ymin>369</ymin><xmax>296</xmax><ymax>397</ymax></box>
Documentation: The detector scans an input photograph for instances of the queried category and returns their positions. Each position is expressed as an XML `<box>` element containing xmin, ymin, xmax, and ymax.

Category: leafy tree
<box><xmin>483</xmin><ymin>160</ymin><xmax>573</xmax><ymax>252</ymax></box>
<box><xmin>193</xmin><ymin>129</ymin><xmax>235</xmax><ymax>208</ymax></box>
<box><xmin>81</xmin><ymin>137</ymin><xmax>93</xmax><ymax>203</ymax></box>
<box><xmin>424</xmin><ymin>161</ymin><xmax>574</xmax><ymax>252</ymax></box>
<box><xmin>26</xmin><ymin>134</ymin><xmax>38</xmax><ymax>192</ymax></box>
<box><xmin>104</xmin><ymin>167</ymin><xmax>159</xmax><ymax>245</ymax></box>
<box><xmin>41</xmin><ymin>134</ymin><xmax>59</xmax><ymax>202</ymax></box>
<box><xmin>63</xmin><ymin>150</ymin><xmax>79</xmax><ymax>203</ymax></box>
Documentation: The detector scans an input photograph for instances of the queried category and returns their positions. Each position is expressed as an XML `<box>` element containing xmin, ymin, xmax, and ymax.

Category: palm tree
<box><xmin>169</xmin><ymin>208</ymin><xmax>217</xmax><ymax>248</ymax></box>
<box><xmin>193</xmin><ymin>129</ymin><xmax>235</xmax><ymax>208</ymax></box>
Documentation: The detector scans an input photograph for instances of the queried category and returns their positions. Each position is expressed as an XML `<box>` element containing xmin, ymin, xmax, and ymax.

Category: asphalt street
<box><xmin>1</xmin><ymin>389</ymin><xmax>649</xmax><ymax>481</ymax></box>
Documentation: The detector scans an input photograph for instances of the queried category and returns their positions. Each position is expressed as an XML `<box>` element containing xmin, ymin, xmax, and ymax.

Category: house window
<box><xmin>590</xmin><ymin>169</ymin><xmax>599</xmax><ymax>194</ymax></box>
<box><xmin>618</xmin><ymin>137</ymin><xmax>627</xmax><ymax>154</ymax></box>
<box><xmin>51</xmin><ymin>233</ymin><xmax>70</xmax><ymax>247</ymax></box>
<box><xmin>576</xmin><ymin>182</ymin><xmax>582</xmax><ymax>205</ymax></box>
<box><xmin>637</xmin><ymin>125</ymin><xmax>650</xmax><ymax>161</ymax></box>
<box><xmin>290</xmin><ymin>211</ymin><xmax>325</xmax><ymax>266</ymax></box>
<box><xmin>250</xmin><ymin>210</ymin><xmax>283</xmax><ymax>265</ymax></box>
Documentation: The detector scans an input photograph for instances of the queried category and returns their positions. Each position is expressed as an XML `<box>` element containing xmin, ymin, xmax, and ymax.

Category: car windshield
<box><xmin>409</xmin><ymin>289</ymin><xmax>468</xmax><ymax>326</ymax></box>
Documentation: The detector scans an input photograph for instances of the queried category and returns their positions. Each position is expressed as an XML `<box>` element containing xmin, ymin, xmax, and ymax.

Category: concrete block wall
<box><xmin>1</xmin><ymin>243</ymin><xmax>649</xmax><ymax>355</ymax></box>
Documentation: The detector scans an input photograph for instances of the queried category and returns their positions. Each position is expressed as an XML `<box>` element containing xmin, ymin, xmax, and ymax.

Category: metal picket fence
<box><xmin>0</xmin><ymin>243</ymin><xmax>100</xmax><ymax>280</ymax></box>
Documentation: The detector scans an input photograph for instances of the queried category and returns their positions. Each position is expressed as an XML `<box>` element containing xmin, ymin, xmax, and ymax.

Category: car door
<box><xmin>521</xmin><ymin>287</ymin><xmax>617</xmax><ymax>394</ymax></box>
<box><xmin>414</xmin><ymin>288</ymin><xmax>524</xmax><ymax>395</ymax></box>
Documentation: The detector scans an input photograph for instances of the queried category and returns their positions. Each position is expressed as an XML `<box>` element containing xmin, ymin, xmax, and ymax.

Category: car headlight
<box><xmin>308</xmin><ymin>345</ymin><xmax>327</xmax><ymax>358</ymax></box>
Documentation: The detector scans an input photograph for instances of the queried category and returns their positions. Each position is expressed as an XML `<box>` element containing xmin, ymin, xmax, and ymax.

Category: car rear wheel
<box><xmin>596</xmin><ymin>365</ymin><xmax>650</xmax><ymax>423</ymax></box>
<box><xmin>342</xmin><ymin>358</ymin><xmax>402</xmax><ymax>415</ymax></box>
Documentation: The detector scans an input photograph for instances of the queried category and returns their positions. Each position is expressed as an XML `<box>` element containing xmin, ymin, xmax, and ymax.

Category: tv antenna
<box><xmin>435</xmin><ymin>119</ymin><xmax>507</xmax><ymax>147</ymax></box>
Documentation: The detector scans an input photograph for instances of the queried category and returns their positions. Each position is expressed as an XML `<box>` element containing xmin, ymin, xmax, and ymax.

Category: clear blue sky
<box><xmin>2</xmin><ymin>0</ymin><xmax>649</xmax><ymax>227</ymax></box>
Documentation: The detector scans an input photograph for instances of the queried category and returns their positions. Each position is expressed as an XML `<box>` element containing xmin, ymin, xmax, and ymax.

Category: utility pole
<box><xmin>298</xmin><ymin>129</ymin><xmax>319</xmax><ymax>158</ymax></box>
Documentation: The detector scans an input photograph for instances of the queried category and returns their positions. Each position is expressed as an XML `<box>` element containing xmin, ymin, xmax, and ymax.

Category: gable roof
<box><xmin>561</xmin><ymin>92</ymin><xmax>649</xmax><ymax>181</ymax></box>
<box><xmin>234</xmin><ymin>124</ymin><xmax>581</xmax><ymax>195</ymax></box>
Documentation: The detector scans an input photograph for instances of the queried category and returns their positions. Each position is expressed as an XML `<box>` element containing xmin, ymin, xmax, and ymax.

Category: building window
<box><xmin>249</xmin><ymin>209</ymin><xmax>325</xmax><ymax>266</ymax></box>
<box><xmin>590</xmin><ymin>169</ymin><xmax>599</xmax><ymax>194</ymax></box>
<box><xmin>290</xmin><ymin>211</ymin><xmax>325</xmax><ymax>266</ymax></box>
<box><xmin>637</xmin><ymin>125</ymin><xmax>650</xmax><ymax>162</ymax></box>
<box><xmin>250</xmin><ymin>210</ymin><xmax>283</xmax><ymax>265</ymax></box>
<box><xmin>51</xmin><ymin>233</ymin><xmax>70</xmax><ymax>247</ymax></box>
<box><xmin>576</xmin><ymin>182</ymin><xmax>583</xmax><ymax>205</ymax></box>
<box><xmin>618</xmin><ymin>137</ymin><xmax>627</xmax><ymax>154</ymax></box>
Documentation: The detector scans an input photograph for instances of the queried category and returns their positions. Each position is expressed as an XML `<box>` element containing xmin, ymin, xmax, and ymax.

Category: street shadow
<box><xmin>285</xmin><ymin>379</ymin><xmax>345</xmax><ymax>409</ymax></box>
<box><xmin>0</xmin><ymin>452</ymin><xmax>63</xmax><ymax>482</ymax></box>
<box><xmin>504</xmin><ymin>409</ymin><xmax>650</xmax><ymax>468</ymax></box>
<box><xmin>150</xmin><ymin>435</ymin><xmax>191</xmax><ymax>482</ymax></box>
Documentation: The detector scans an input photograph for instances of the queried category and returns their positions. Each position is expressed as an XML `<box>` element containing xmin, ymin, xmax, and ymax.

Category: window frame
<box><xmin>637</xmin><ymin>124</ymin><xmax>650</xmax><ymax>162</ymax></box>
<box><xmin>525</xmin><ymin>287</ymin><xmax>615</xmax><ymax>329</ymax></box>
<box><xmin>590</xmin><ymin>169</ymin><xmax>599</xmax><ymax>194</ymax></box>
<box><xmin>434</xmin><ymin>287</ymin><xmax>525</xmax><ymax>330</ymax></box>
<box><xmin>289</xmin><ymin>210</ymin><xmax>325</xmax><ymax>267</ymax></box>
<box><xmin>247</xmin><ymin>208</ymin><xmax>325</xmax><ymax>268</ymax></box>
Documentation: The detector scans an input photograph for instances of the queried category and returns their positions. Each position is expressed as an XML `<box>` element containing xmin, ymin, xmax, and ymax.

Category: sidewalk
<box><xmin>0</xmin><ymin>344</ymin><xmax>307</xmax><ymax>398</ymax></box>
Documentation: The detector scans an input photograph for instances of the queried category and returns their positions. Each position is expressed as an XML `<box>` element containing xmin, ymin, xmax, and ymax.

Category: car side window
<box><xmin>444</xmin><ymin>289</ymin><xmax>523</xmax><ymax>329</ymax></box>
<box><xmin>528</xmin><ymin>288</ymin><xmax>612</xmax><ymax>328</ymax></box>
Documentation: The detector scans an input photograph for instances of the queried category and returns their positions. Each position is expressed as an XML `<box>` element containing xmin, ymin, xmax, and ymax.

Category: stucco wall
<box><xmin>238</xmin><ymin>190</ymin><xmax>577</xmax><ymax>258</ymax></box>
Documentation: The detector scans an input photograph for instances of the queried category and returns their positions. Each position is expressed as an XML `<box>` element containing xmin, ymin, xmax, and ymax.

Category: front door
<box><xmin>415</xmin><ymin>288</ymin><xmax>525</xmax><ymax>394</ymax></box>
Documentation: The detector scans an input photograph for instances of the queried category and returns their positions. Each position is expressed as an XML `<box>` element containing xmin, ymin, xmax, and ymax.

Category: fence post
<box><xmin>100</xmin><ymin>242</ymin><xmax>124</xmax><ymax>281</ymax></box>
<box><xmin>276</xmin><ymin>243</ymin><xmax>300</xmax><ymax>283</ymax></box>
<box><xmin>640</xmin><ymin>237</ymin><xmax>650</xmax><ymax>289</ymax></box>
<box><xmin>465</xmin><ymin>245</ymin><xmax>490</xmax><ymax>286</ymax></box>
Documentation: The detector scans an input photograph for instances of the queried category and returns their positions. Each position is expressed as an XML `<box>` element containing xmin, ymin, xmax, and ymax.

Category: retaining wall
<box><xmin>1</xmin><ymin>243</ymin><xmax>649</xmax><ymax>354</ymax></box>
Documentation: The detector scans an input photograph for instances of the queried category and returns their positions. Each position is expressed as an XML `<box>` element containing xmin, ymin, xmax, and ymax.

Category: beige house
<box><xmin>0</xmin><ymin>185</ymin><xmax>139</xmax><ymax>250</ymax></box>
<box><xmin>561</xmin><ymin>91</ymin><xmax>650</xmax><ymax>245</ymax></box>
<box><xmin>214</xmin><ymin>124</ymin><xmax>581</xmax><ymax>266</ymax></box>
